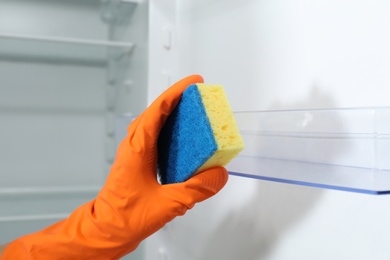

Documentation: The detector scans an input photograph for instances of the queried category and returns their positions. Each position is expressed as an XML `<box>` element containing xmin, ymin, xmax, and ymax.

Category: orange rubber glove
<box><xmin>0</xmin><ymin>75</ymin><xmax>228</xmax><ymax>260</ymax></box>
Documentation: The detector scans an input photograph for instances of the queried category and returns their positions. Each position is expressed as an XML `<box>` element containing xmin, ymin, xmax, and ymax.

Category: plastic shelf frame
<box><xmin>0</xmin><ymin>33</ymin><xmax>134</xmax><ymax>66</ymax></box>
<box><xmin>227</xmin><ymin>107</ymin><xmax>390</xmax><ymax>195</ymax></box>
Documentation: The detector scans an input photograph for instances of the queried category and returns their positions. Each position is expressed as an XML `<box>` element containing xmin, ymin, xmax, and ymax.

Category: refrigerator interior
<box><xmin>0</xmin><ymin>0</ymin><xmax>148</xmax><ymax>259</ymax></box>
<box><xmin>146</xmin><ymin>1</ymin><xmax>390</xmax><ymax>260</ymax></box>
<box><xmin>3</xmin><ymin>0</ymin><xmax>390</xmax><ymax>260</ymax></box>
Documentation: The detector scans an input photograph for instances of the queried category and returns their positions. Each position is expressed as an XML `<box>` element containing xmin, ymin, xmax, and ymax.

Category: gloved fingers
<box><xmin>108</xmin><ymin>75</ymin><xmax>204</xmax><ymax>184</ymax></box>
<box><xmin>131</xmin><ymin>74</ymin><xmax>204</xmax><ymax>150</ymax></box>
<box><xmin>160</xmin><ymin>166</ymin><xmax>229</xmax><ymax>214</ymax></box>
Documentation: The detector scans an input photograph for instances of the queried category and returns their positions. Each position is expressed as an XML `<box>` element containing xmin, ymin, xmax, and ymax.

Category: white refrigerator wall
<box><xmin>0</xmin><ymin>1</ymin><xmax>148</xmax><ymax>259</ymax></box>
<box><xmin>0</xmin><ymin>0</ymin><xmax>105</xmax><ymax>243</ymax></box>
<box><xmin>147</xmin><ymin>1</ymin><xmax>390</xmax><ymax>260</ymax></box>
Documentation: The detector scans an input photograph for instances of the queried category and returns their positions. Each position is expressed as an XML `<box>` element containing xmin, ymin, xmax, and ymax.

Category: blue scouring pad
<box><xmin>157</xmin><ymin>83</ymin><xmax>244</xmax><ymax>184</ymax></box>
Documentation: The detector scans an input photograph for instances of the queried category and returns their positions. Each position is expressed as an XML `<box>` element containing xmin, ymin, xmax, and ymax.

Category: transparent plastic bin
<box><xmin>227</xmin><ymin>107</ymin><xmax>390</xmax><ymax>195</ymax></box>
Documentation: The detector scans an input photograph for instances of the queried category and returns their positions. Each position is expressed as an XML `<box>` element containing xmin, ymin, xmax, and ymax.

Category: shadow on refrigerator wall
<box><xmin>197</xmin><ymin>86</ymin><xmax>344</xmax><ymax>259</ymax></box>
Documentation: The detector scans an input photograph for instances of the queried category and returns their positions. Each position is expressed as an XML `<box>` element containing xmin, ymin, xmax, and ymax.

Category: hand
<box><xmin>0</xmin><ymin>75</ymin><xmax>228</xmax><ymax>260</ymax></box>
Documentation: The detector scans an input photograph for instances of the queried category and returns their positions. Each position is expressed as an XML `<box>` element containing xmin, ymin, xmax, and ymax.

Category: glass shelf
<box><xmin>0</xmin><ymin>33</ymin><xmax>134</xmax><ymax>66</ymax></box>
<box><xmin>226</xmin><ymin>107</ymin><xmax>390</xmax><ymax>195</ymax></box>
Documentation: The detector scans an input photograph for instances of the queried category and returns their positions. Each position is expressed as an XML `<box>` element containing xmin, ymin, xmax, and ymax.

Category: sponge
<box><xmin>158</xmin><ymin>83</ymin><xmax>245</xmax><ymax>184</ymax></box>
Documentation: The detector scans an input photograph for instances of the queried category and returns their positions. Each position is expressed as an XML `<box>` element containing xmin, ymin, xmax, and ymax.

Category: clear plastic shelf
<box><xmin>227</xmin><ymin>107</ymin><xmax>390</xmax><ymax>195</ymax></box>
<box><xmin>0</xmin><ymin>33</ymin><xmax>134</xmax><ymax>66</ymax></box>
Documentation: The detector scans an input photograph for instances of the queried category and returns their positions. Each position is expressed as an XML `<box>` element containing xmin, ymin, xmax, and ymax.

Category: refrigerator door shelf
<box><xmin>227</xmin><ymin>107</ymin><xmax>390</xmax><ymax>195</ymax></box>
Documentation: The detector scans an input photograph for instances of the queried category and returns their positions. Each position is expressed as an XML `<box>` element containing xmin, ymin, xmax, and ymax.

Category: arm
<box><xmin>0</xmin><ymin>75</ymin><xmax>228</xmax><ymax>260</ymax></box>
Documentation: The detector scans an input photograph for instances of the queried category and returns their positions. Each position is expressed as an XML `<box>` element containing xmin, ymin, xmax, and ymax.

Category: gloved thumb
<box><xmin>159</xmin><ymin>166</ymin><xmax>229</xmax><ymax>216</ymax></box>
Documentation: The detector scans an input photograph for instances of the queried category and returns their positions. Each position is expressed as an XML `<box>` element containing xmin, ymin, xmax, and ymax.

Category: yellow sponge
<box><xmin>158</xmin><ymin>83</ymin><xmax>245</xmax><ymax>184</ymax></box>
<box><xmin>196</xmin><ymin>84</ymin><xmax>245</xmax><ymax>172</ymax></box>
